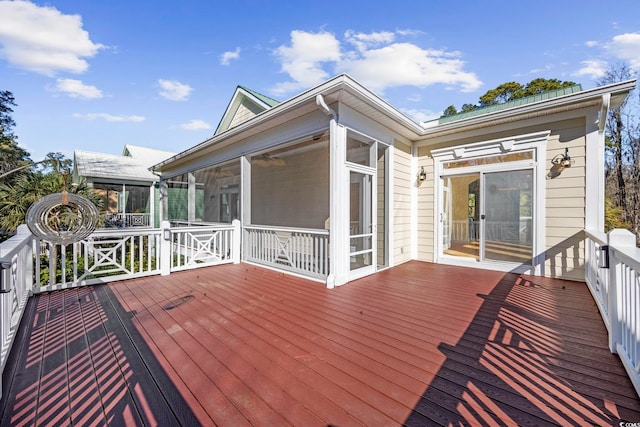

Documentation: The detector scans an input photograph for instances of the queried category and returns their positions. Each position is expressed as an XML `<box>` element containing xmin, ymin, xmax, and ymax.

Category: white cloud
<box><xmin>607</xmin><ymin>32</ymin><xmax>640</xmax><ymax>69</ymax></box>
<box><xmin>0</xmin><ymin>1</ymin><xmax>103</xmax><ymax>75</ymax></box>
<box><xmin>55</xmin><ymin>78</ymin><xmax>102</xmax><ymax>99</ymax></box>
<box><xmin>585</xmin><ymin>40</ymin><xmax>599</xmax><ymax>48</ymax></box>
<box><xmin>271</xmin><ymin>30</ymin><xmax>341</xmax><ymax>95</ymax></box>
<box><xmin>180</xmin><ymin>119</ymin><xmax>211</xmax><ymax>130</ymax></box>
<box><xmin>73</xmin><ymin>113</ymin><xmax>145</xmax><ymax>122</ymax></box>
<box><xmin>341</xmin><ymin>42</ymin><xmax>482</xmax><ymax>93</ymax></box>
<box><xmin>399</xmin><ymin>107</ymin><xmax>440</xmax><ymax>123</ymax></box>
<box><xmin>220</xmin><ymin>47</ymin><xmax>241</xmax><ymax>65</ymax></box>
<box><xmin>344</xmin><ymin>30</ymin><xmax>395</xmax><ymax>53</ymax></box>
<box><xmin>157</xmin><ymin>79</ymin><xmax>192</xmax><ymax>101</ymax></box>
<box><xmin>271</xmin><ymin>29</ymin><xmax>481</xmax><ymax>96</ymax></box>
<box><xmin>574</xmin><ymin>60</ymin><xmax>608</xmax><ymax>79</ymax></box>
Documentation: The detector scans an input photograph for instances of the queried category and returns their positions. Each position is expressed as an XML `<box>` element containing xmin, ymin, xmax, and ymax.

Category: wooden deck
<box><xmin>2</xmin><ymin>261</ymin><xmax>639</xmax><ymax>426</ymax></box>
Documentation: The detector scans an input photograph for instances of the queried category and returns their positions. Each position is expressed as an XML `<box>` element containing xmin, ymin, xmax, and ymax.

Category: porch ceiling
<box><xmin>2</xmin><ymin>261</ymin><xmax>639</xmax><ymax>425</ymax></box>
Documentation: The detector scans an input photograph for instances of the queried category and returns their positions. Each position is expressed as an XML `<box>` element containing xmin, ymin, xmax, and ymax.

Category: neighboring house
<box><xmin>73</xmin><ymin>144</ymin><xmax>176</xmax><ymax>228</ymax></box>
<box><xmin>215</xmin><ymin>85</ymin><xmax>280</xmax><ymax>135</ymax></box>
<box><xmin>150</xmin><ymin>74</ymin><xmax>635</xmax><ymax>287</ymax></box>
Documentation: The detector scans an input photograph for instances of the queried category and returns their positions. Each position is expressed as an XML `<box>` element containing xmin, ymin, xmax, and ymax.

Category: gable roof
<box><xmin>215</xmin><ymin>86</ymin><xmax>280</xmax><ymax>135</ymax></box>
<box><xmin>75</xmin><ymin>146</ymin><xmax>176</xmax><ymax>183</ymax></box>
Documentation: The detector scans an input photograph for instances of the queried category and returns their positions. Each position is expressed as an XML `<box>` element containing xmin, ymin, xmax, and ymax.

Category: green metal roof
<box><xmin>438</xmin><ymin>84</ymin><xmax>583</xmax><ymax>124</ymax></box>
<box><xmin>238</xmin><ymin>85</ymin><xmax>280</xmax><ymax>108</ymax></box>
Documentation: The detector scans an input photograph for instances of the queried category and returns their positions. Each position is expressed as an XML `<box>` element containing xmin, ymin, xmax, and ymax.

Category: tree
<box><xmin>441</xmin><ymin>105</ymin><xmax>458</xmax><ymax>117</ymax></box>
<box><xmin>0</xmin><ymin>90</ymin><xmax>31</xmax><ymax>182</ymax></box>
<box><xmin>599</xmin><ymin>63</ymin><xmax>639</xmax><ymax>240</ymax></box>
<box><xmin>442</xmin><ymin>78</ymin><xmax>577</xmax><ymax>116</ymax></box>
<box><xmin>479</xmin><ymin>81</ymin><xmax>524</xmax><ymax>106</ymax></box>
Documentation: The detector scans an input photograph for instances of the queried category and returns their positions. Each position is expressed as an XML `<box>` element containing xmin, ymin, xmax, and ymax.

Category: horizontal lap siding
<box><xmin>417</xmin><ymin>151</ymin><xmax>435</xmax><ymax>262</ymax></box>
<box><xmin>545</xmin><ymin>119</ymin><xmax>586</xmax><ymax>280</ymax></box>
<box><xmin>393</xmin><ymin>141</ymin><xmax>412</xmax><ymax>265</ymax></box>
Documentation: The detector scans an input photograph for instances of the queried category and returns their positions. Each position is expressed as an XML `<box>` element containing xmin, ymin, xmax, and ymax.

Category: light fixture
<box><xmin>598</xmin><ymin>245</ymin><xmax>610</xmax><ymax>269</ymax></box>
<box><xmin>0</xmin><ymin>262</ymin><xmax>11</xmax><ymax>294</ymax></box>
<box><xmin>418</xmin><ymin>166</ymin><xmax>427</xmax><ymax>182</ymax></box>
<box><xmin>163</xmin><ymin>229</ymin><xmax>172</xmax><ymax>241</ymax></box>
<box><xmin>547</xmin><ymin>147</ymin><xmax>575</xmax><ymax>179</ymax></box>
<box><xmin>561</xmin><ymin>147</ymin><xmax>573</xmax><ymax>168</ymax></box>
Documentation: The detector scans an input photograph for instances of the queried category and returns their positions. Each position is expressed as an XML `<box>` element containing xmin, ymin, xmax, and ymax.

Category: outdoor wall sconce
<box><xmin>418</xmin><ymin>166</ymin><xmax>427</xmax><ymax>183</ymax></box>
<box><xmin>547</xmin><ymin>147</ymin><xmax>575</xmax><ymax>179</ymax></box>
<box><xmin>0</xmin><ymin>261</ymin><xmax>11</xmax><ymax>294</ymax></box>
<box><xmin>598</xmin><ymin>245</ymin><xmax>610</xmax><ymax>269</ymax></box>
<box><xmin>163</xmin><ymin>229</ymin><xmax>172</xmax><ymax>241</ymax></box>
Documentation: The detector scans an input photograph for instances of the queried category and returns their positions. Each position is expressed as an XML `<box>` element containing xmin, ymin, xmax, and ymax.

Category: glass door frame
<box><xmin>347</xmin><ymin>163</ymin><xmax>377</xmax><ymax>280</ymax></box>
<box><xmin>431</xmin><ymin>131</ymin><xmax>548</xmax><ymax>275</ymax></box>
<box><xmin>439</xmin><ymin>163</ymin><xmax>536</xmax><ymax>267</ymax></box>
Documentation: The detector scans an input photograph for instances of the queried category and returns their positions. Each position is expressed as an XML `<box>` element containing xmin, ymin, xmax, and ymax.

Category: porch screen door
<box><xmin>349</xmin><ymin>170</ymin><xmax>375</xmax><ymax>278</ymax></box>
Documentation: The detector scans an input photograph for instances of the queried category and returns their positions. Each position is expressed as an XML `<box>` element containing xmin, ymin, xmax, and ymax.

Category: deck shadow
<box><xmin>403</xmin><ymin>272</ymin><xmax>640</xmax><ymax>425</ymax></box>
<box><xmin>0</xmin><ymin>284</ymin><xmax>200</xmax><ymax>426</ymax></box>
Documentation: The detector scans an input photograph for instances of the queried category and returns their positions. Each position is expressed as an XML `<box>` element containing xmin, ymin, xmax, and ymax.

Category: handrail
<box><xmin>584</xmin><ymin>227</ymin><xmax>640</xmax><ymax>397</ymax></box>
<box><xmin>244</xmin><ymin>224</ymin><xmax>330</xmax><ymax>235</ymax></box>
<box><xmin>0</xmin><ymin>225</ymin><xmax>34</xmax><ymax>400</ymax></box>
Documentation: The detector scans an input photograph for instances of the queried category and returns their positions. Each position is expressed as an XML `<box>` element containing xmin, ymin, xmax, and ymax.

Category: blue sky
<box><xmin>1</xmin><ymin>0</ymin><xmax>639</xmax><ymax>162</ymax></box>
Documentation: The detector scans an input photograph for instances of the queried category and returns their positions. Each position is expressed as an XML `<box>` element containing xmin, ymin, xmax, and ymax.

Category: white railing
<box><xmin>450</xmin><ymin>219</ymin><xmax>531</xmax><ymax>243</ymax></box>
<box><xmin>34</xmin><ymin>228</ymin><xmax>163</xmax><ymax>293</ymax></box>
<box><xmin>167</xmin><ymin>221</ymin><xmax>240</xmax><ymax>272</ymax></box>
<box><xmin>585</xmin><ymin>228</ymin><xmax>640</xmax><ymax>396</ymax></box>
<box><xmin>243</xmin><ymin>225</ymin><xmax>329</xmax><ymax>280</ymax></box>
<box><xmin>0</xmin><ymin>225</ymin><xmax>34</xmax><ymax>401</ymax></box>
<box><xmin>103</xmin><ymin>212</ymin><xmax>151</xmax><ymax>228</ymax></box>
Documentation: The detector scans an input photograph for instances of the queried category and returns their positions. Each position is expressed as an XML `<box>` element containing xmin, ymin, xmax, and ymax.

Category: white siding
<box><xmin>393</xmin><ymin>141</ymin><xmax>412</xmax><ymax>265</ymax></box>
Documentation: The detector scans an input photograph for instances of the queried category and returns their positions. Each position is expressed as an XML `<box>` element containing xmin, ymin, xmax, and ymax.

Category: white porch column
<box><xmin>241</xmin><ymin>155</ymin><xmax>251</xmax><ymax>226</ymax></box>
<box><xmin>188</xmin><ymin>172</ymin><xmax>196</xmax><ymax>224</ymax></box>
<box><xmin>160</xmin><ymin>220</ymin><xmax>172</xmax><ymax>276</ymax></box>
<box><xmin>329</xmin><ymin>122</ymin><xmax>348</xmax><ymax>287</ymax></box>
<box><xmin>585</xmin><ymin>108</ymin><xmax>604</xmax><ymax>231</ymax></box>
<box><xmin>149</xmin><ymin>184</ymin><xmax>155</xmax><ymax>227</ymax></box>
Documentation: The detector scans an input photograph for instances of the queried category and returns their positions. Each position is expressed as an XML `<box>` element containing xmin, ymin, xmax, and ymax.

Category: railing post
<box><xmin>232</xmin><ymin>219</ymin><xmax>241</xmax><ymax>264</ymax></box>
<box><xmin>607</xmin><ymin>228</ymin><xmax>636</xmax><ymax>353</ymax></box>
<box><xmin>160</xmin><ymin>220</ymin><xmax>172</xmax><ymax>276</ymax></box>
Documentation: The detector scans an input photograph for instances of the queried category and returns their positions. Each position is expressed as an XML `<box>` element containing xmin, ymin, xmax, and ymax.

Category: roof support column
<box><xmin>188</xmin><ymin>172</ymin><xmax>196</xmax><ymax>224</ymax></box>
<box><xmin>585</xmin><ymin>96</ymin><xmax>608</xmax><ymax>232</ymax></box>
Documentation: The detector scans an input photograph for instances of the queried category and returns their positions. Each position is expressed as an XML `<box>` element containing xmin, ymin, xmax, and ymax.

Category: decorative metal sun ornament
<box><xmin>27</xmin><ymin>191</ymin><xmax>100</xmax><ymax>245</ymax></box>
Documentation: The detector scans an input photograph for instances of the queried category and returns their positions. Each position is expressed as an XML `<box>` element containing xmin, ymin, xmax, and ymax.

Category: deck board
<box><xmin>2</xmin><ymin>261</ymin><xmax>639</xmax><ymax>426</ymax></box>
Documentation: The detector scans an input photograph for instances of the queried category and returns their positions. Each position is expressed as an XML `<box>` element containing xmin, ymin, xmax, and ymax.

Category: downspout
<box><xmin>317</xmin><ymin>94</ymin><xmax>340</xmax><ymax>288</ymax></box>
<box><xmin>316</xmin><ymin>94</ymin><xmax>337</xmax><ymax>121</ymax></box>
<box><xmin>598</xmin><ymin>93</ymin><xmax>610</xmax><ymax>134</ymax></box>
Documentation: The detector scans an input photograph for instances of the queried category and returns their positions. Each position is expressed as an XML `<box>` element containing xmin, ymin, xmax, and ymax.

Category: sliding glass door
<box><xmin>441</xmin><ymin>168</ymin><xmax>533</xmax><ymax>265</ymax></box>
